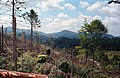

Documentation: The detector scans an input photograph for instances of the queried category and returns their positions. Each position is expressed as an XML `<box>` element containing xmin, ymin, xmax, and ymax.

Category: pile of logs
<box><xmin>0</xmin><ymin>70</ymin><xmax>48</xmax><ymax>78</ymax></box>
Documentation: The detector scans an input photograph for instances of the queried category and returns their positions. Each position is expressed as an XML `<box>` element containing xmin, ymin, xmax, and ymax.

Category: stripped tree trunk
<box><xmin>1</xmin><ymin>25</ymin><xmax>3</xmax><ymax>52</ymax></box>
<box><xmin>0</xmin><ymin>28</ymin><xmax>1</xmax><ymax>52</ymax></box>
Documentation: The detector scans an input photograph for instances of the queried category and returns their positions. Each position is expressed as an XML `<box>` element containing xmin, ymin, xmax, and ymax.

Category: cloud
<box><xmin>100</xmin><ymin>3</ymin><xmax>120</xmax><ymax>17</ymax></box>
<box><xmin>80</xmin><ymin>1</ymin><xmax>90</xmax><ymax>8</ymax></box>
<box><xmin>64</xmin><ymin>3</ymin><xmax>76</xmax><ymax>10</ymax></box>
<box><xmin>46</xmin><ymin>18</ymin><xmax>52</xmax><ymax>22</ymax></box>
<box><xmin>87</xmin><ymin>1</ymin><xmax>120</xmax><ymax>18</ymax></box>
<box><xmin>40</xmin><ymin>13</ymin><xmax>94</xmax><ymax>33</ymax></box>
<box><xmin>0</xmin><ymin>16</ymin><xmax>12</xmax><ymax>27</ymax></box>
<box><xmin>102</xmin><ymin>17</ymin><xmax>120</xmax><ymax>36</ymax></box>
<box><xmin>78</xmin><ymin>13</ymin><xmax>93</xmax><ymax>23</ymax></box>
<box><xmin>93</xmin><ymin>15</ymin><xmax>103</xmax><ymax>20</ymax></box>
<box><xmin>41</xmin><ymin>12</ymin><xmax>120</xmax><ymax>36</ymax></box>
<box><xmin>57</xmin><ymin>13</ymin><xmax>68</xmax><ymax>18</ymax></box>
<box><xmin>41</xmin><ymin>0</ymin><xmax>64</xmax><ymax>10</ymax></box>
<box><xmin>40</xmin><ymin>18</ymin><xmax>79</xmax><ymax>33</ymax></box>
<box><xmin>1</xmin><ymin>0</ymin><xmax>9</xmax><ymax>3</ymax></box>
<box><xmin>103</xmin><ymin>17</ymin><xmax>120</xmax><ymax>26</ymax></box>
<box><xmin>87</xmin><ymin>2</ymin><xmax>102</xmax><ymax>12</ymax></box>
<box><xmin>0</xmin><ymin>0</ymin><xmax>119</xmax><ymax>36</ymax></box>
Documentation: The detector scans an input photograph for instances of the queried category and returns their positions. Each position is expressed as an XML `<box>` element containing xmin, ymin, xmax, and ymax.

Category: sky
<box><xmin>0</xmin><ymin>0</ymin><xmax>120</xmax><ymax>36</ymax></box>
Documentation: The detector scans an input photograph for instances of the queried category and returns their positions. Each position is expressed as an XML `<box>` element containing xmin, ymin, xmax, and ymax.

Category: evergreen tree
<box><xmin>77</xmin><ymin>19</ymin><xmax>108</xmax><ymax>68</ymax></box>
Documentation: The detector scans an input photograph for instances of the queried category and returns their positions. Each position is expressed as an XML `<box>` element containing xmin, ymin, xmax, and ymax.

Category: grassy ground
<box><xmin>106</xmin><ymin>51</ymin><xmax>120</xmax><ymax>59</ymax></box>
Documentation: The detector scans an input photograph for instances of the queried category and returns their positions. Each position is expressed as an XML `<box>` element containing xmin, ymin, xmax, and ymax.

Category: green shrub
<box><xmin>37</xmin><ymin>54</ymin><xmax>48</xmax><ymax>63</ymax></box>
<box><xmin>59</xmin><ymin>61</ymin><xmax>71</xmax><ymax>73</ymax></box>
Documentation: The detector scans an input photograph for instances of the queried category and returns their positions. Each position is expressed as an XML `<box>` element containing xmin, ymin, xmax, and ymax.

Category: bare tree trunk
<box><xmin>13</xmin><ymin>16</ymin><xmax>17</xmax><ymax>71</ymax></box>
<box><xmin>92</xmin><ymin>45</ymin><xmax>95</xmax><ymax>77</ymax></box>
<box><xmin>12</xmin><ymin>0</ymin><xmax>17</xmax><ymax>71</ymax></box>
<box><xmin>92</xmin><ymin>52</ymin><xmax>94</xmax><ymax>68</ymax></box>
<box><xmin>0</xmin><ymin>28</ymin><xmax>1</xmax><ymax>52</ymax></box>
<box><xmin>5</xmin><ymin>28</ymin><xmax>7</xmax><ymax>44</ymax></box>
<box><xmin>21</xmin><ymin>32</ymin><xmax>25</xmax><ymax>71</ymax></box>
<box><xmin>71</xmin><ymin>50</ymin><xmax>73</xmax><ymax>78</ymax></box>
<box><xmin>30</xmin><ymin>23</ymin><xmax>33</xmax><ymax>53</ymax></box>
<box><xmin>91</xmin><ymin>45</ymin><xmax>94</xmax><ymax>69</ymax></box>
<box><xmin>37</xmin><ymin>34</ymin><xmax>39</xmax><ymax>52</ymax></box>
<box><xmin>1</xmin><ymin>25</ymin><xmax>3</xmax><ymax>52</ymax></box>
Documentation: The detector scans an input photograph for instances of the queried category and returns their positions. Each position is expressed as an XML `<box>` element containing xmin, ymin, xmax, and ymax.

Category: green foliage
<box><xmin>59</xmin><ymin>61</ymin><xmax>71</xmax><ymax>73</ymax></box>
<box><xmin>37</xmin><ymin>54</ymin><xmax>48</xmax><ymax>63</ymax></box>
<box><xmin>30</xmin><ymin>9</ymin><xmax>38</xmax><ymax>21</ymax></box>
<box><xmin>49</xmin><ymin>72</ymin><xmax>66</xmax><ymax>78</ymax></box>
<box><xmin>100</xmin><ymin>38</ymin><xmax>120</xmax><ymax>51</ymax></box>
<box><xmin>105</xmin><ymin>65</ymin><xmax>114</xmax><ymax>71</ymax></box>
<box><xmin>74</xmin><ymin>68</ymin><xmax>108</xmax><ymax>78</ymax></box>
<box><xmin>79</xmin><ymin>20</ymin><xmax>107</xmax><ymax>43</ymax></box>
<box><xmin>17</xmin><ymin>52</ymin><xmax>52</xmax><ymax>73</ymax></box>
<box><xmin>43</xmin><ymin>68</ymin><xmax>51</xmax><ymax>75</ymax></box>
<box><xmin>75</xmin><ymin>19</ymin><xmax>119</xmax><ymax>77</ymax></box>
<box><xmin>46</xmin><ymin>37</ymin><xmax>80</xmax><ymax>49</ymax></box>
<box><xmin>79</xmin><ymin>19</ymin><xmax>108</xmax><ymax>46</ymax></box>
<box><xmin>0</xmin><ymin>56</ymin><xmax>7</xmax><ymax>64</ymax></box>
<box><xmin>0</xmin><ymin>55</ymin><xmax>12</xmax><ymax>70</ymax></box>
<box><xmin>77</xmin><ymin>19</ymin><xmax>108</xmax><ymax>65</ymax></box>
<box><xmin>94</xmin><ymin>52</ymin><xmax>109</xmax><ymax>67</ymax></box>
<box><xmin>18</xmin><ymin>52</ymin><xmax>37</xmax><ymax>72</ymax></box>
<box><xmin>22</xmin><ymin>9</ymin><xmax>41</xmax><ymax>27</ymax></box>
<box><xmin>74</xmin><ymin>68</ymin><xmax>94</xmax><ymax>78</ymax></box>
<box><xmin>100</xmin><ymin>54</ymin><xmax>109</xmax><ymax>67</ymax></box>
<box><xmin>89</xmin><ymin>20</ymin><xmax>108</xmax><ymax>34</ymax></box>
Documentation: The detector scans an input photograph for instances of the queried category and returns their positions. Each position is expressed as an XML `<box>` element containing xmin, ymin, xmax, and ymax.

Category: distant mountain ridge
<box><xmin>47</xmin><ymin>30</ymin><xmax>79</xmax><ymax>39</ymax></box>
<box><xmin>5</xmin><ymin>27</ymin><xmax>79</xmax><ymax>39</ymax></box>
<box><xmin>101</xmin><ymin>34</ymin><xmax>116</xmax><ymax>39</ymax></box>
<box><xmin>117</xmin><ymin>36</ymin><xmax>120</xmax><ymax>38</ymax></box>
<box><xmin>5</xmin><ymin>27</ymin><xmax>119</xmax><ymax>39</ymax></box>
<box><xmin>6</xmin><ymin>27</ymin><xmax>47</xmax><ymax>36</ymax></box>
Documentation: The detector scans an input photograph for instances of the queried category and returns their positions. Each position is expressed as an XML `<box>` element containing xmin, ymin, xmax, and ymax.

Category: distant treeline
<box><xmin>44</xmin><ymin>37</ymin><xmax>120</xmax><ymax>51</ymax></box>
<box><xmin>101</xmin><ymin>37</ymin><xmax>120</xmax><ymax>51</ymax></box>
<box><xmin>44</xmin><ymin>37</ymin><xmax>80</xmax><ymax>48</ymax></box>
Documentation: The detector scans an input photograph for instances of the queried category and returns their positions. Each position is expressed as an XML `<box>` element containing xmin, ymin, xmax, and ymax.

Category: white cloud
<box><xmin>64</xmin><ymin>3</ymin><xmax>76</xmax><ymax>10</ymax></box>
<box><xmin>93</xmin><ymin>15</ymin><xmax>102</xmax><ymax>20</ymax></box>
<box><xmin>102</xmin><ymin>17</ymin><xmax>120</xmax><ymax>36</ymax></box>
<box><xmin>41</xmin><ymin>0</ymin><xmax>64</xmax><ymax>10</ymax></box>
<box><xmin>87</xmin><ymin>1</ymin><xmax>120</xmax><ymax>18</ymax></box>
<box><xmin>0</xmin><ymin>15</ymin><xmax>31</xmax><ymax>29</ymax></box>
<box><xmin>40</xmin><ymin>13</ymin><xmax>94</xmax><ymax>33</ymax></box>
<box><xmin>87</xmin><ymin>2</ymin><xmax>102</xmax><ymax>12</ymax></box>
<box><xmin>57</xmin><ymin>13</ymin><xmax>68</xmax><ymax>18</ymax></box>
<box><xmin>100</xmin><ymin>3</ymin><xmax>120</xmax><ymax>16</ymax></box>
<box><xmin>40</xmin><ymin>18</ymin><xmax>79</xmax><ymax>33</ymax></box>
<box><xmin>26</xmin><ymin>0</ymin><xmax>45</xmax><ymax>2</ymax></box>
<box><xmin>46</xmin><ymin>18</ymin><xmax>52</xmax><ymax>22</ymax></box>
<box><xmin>80</xmin><ymin>1</ymin><xmax>90</xmax><ymax>8</ymax></box>
<box><xmin>78</xmin><ymin>13</ymin><xmax>93</xmax><ymax>23</ymax></box>
<box><xmin>54</xmin><ymin>18</ymin><xmax>62</xmax><ymax>22</ymax></box>
<box><xmin>103</xmin><ymin>17</ymin><xmax>120</xmax><ymax>26</ymax></box>
<box><xmin>87</xmin><ymin>1</ymin><xmax>107</xmax><ymax>13</ymax></box>
<box><xmin>0</xmin><ymin>16</ymin><xmax>12</xmax><ymax>27</ymax></box>
<box><xmin>0</xmin><ymin>0</ymin><xmax>119</xmax><ymax>36</ymax></box>
<box><xmin>40</xmin><ymin>12</ymin><xmax>119</xmax><ymax>36</ymax></box>
<box><xmin>1</xmin><ymin>0</ymin><xmax>9</xmax><ymax>3</ymax></box>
